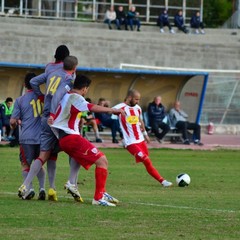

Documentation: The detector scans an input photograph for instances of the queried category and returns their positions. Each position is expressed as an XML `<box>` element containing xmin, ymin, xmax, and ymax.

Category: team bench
<box><xmin>82</xmin><ymin>113</ymin><xmax>182</xmax><ymax>143</ymax></box>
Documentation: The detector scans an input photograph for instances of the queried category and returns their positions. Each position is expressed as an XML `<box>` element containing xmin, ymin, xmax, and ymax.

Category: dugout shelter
<box><xmin>0</xmin><ymin>63</ymin><xmax>208</xmax><ymax>124</ymax></box>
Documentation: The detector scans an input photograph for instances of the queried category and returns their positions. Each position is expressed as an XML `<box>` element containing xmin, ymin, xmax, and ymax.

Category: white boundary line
<box><xmin>1</xmin><ymin>192</ymin><xmax>238</xmax><ymax>213</ymax></box>
<box><xmin>128</xmin><ymin>202</ymin><xmax>238</xmax><ymax>213</ymax></box>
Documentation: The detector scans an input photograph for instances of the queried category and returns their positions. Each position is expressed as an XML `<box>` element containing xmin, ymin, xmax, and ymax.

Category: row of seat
<box><xmin>81</xmin><ymin>112</ymin><xmax>183</xmax><ymax>143</ymax></box>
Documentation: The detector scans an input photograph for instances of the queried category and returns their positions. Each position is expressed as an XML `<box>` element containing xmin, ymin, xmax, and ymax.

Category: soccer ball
<box><xmin>176</xmin><ymin>173</ymin><xmax>191</xmax><ymax>187</ymax></box>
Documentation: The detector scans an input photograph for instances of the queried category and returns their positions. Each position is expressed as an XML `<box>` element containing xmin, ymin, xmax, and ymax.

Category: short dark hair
<box><xmin>54</xmin><ymin>45</ymin><xmax>70</xmax><ymax>62</ymax></box>
<box><xmin>73</xmin><ymin>75</ymin><xmax>91</xmax><ymax>90</ymax></box>
<box><xmin>63</xmin><ymin>56</ymin><xmax>78</xmax><ymax>71</ymax></box>
<box><xmin>6</xmin><ymin>97</ymin><xmax>13</xmax><ymax>103</ymax></box>
<box><xmin>25</xmin><ymin>72</ymin><xmax>36</xmax><ymax>89</ymax></box>
<box><xmin>85</xmin><ymin>97</ymin><xmax>92</xmax><ymax>103</ymax></box>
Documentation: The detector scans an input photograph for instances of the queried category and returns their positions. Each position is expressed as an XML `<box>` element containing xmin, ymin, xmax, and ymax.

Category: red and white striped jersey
<box><xmin>51</xmin><ymin>92</ymin><xmax>90</xmax><ymax>136</ymax></box>
<box><xmin>114</xmin><ymin>103</ymin><xmax>144</xmax><ymax>146</ymax></box>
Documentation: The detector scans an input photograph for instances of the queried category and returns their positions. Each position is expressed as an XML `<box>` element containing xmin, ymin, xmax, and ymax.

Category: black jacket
<box><xmin>147</xmin><ymin>102</ymin><xmax>167</xmax><ymax>123</ymax></box>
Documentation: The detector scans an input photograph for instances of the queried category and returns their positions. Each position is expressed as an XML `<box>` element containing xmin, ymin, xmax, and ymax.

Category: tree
<box><xmin>203</xmin><ymin>0</ymin><xmax>232</xmax><ymax>27</ymax></box>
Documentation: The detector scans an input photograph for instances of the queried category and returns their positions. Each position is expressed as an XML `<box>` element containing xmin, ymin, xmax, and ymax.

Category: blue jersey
<box><xmin>11</xmin><ymin>90</ymin><xmax>43</xmax><ymax>144</ymax></box>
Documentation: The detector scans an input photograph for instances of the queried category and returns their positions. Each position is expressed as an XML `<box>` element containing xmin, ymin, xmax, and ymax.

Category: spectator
<box><xmin>116</xmin><ymin>5</ymin><xmax>128</xmax><ymax>30</ymax></box>
<box><xmin>147</xmin><ymin>96</ymin><xmax>170</xmax><ymax>143</ymax></box>
<box><xmin>190</xmin><ymin>11</ymin><xmax>205</xmax><ymax>34</ymax></box>
<box><xmin>169</xmin><ymin>101</ymin><xmax>203</xmax><ymax>145</ymax></box>
<box><xmin>0</xmin><ymin>97</ymin><xmax>15</xmax><ymax>141</ymax></box>
<box><xmin>80</xmin><ymin>97</ymin><xmax>103</xmax><ymax>143</ymax></box>
<box><xmin>127</xmin><ymin>5</ymin><xmax>141</xmax><ymax>32</ymax></box>
<box><xmin>157</xmin><ymin>9</ymin><xmax>175</xmax><ymax>34</ymax></box>
<box><xmin>95</xmin><ymin>98</ymin><xmax>123</xmax><ymax>143</ymax></box>
<box><xmin>104</xmin><ymin>6</ymin><xmax>118</xmax><ymax>30</ymax></box>
<box><xmin>174</xmin><ymin>10</ymin><xmax>189</xmax><ymax>34</ymax></box>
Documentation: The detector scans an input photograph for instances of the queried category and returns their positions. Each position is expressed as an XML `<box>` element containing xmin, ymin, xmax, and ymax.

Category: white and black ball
<box><xmin>176</xmin><ymin>173</ymin><xmax>191</xmax><ymax>187</ymax></box>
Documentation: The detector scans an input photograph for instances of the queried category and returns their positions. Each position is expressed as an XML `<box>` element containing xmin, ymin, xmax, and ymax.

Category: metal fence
<box><xmin>0</xmin><ymin>0</ymin><xmax>203</xmax><ymax>24</ymax></box>
<box><xmin>120</xmin><ymin>64</ymin><xmax>240</xmax><ymax>125</ymax></box>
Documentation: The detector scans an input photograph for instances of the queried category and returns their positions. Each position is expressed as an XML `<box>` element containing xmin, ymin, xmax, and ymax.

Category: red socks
<box><xmin>94</xmin><ymin>167</ymin><xmax>108</xmax><ymax>200</ymax></box>
<box><xmin>143</xmin><ymin>158</ymin><xmax>164</xmax><ymax>183</ymax></box>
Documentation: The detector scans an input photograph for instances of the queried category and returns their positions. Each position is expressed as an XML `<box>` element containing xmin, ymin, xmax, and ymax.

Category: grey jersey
<box><xmin>30</xmin><ymin>62</ymin><xmax>73</xmax><ymax>117</ymax></box>
<box><xmin>11</xmin><ymin>90</ymin><xmax>43</xmax><ymax>144</ymax></box>
<box><xmin>30</xmin><ymin>62</ymin><xmax>63</xmax><ymax>96</ymax></box>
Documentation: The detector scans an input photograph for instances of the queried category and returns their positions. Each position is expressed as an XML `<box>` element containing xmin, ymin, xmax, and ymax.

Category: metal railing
<box><xmin>0</xmin><ymin>0</ymin><xmax>203</xmax><ymax>24</ymax></box>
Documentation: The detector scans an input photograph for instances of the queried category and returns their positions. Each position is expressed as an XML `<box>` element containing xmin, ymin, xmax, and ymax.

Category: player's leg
<box><xmin>18</xmin><ymin>150</ymin><xmax>50</xmax><ymax>198</ymax></box>
<box><xmin>64</xmin><ymin>157</ymin><xmax>83</xmax><ymax>202</ymax></box>
<box><xmin>19</xmin><ymin>144</ymin><xmax>45</xmax><ymax>199</ymax></box>
<box><xmin>18</xmin><ymin>118</ymin><xmax>53</xmax><ymax>197</ymax></box>
<box><xmin>47</xmin><ymin>152</ymin><xmax>59</xmax><ymax>201</ymax></box>
<box><xmin>33</xmin><ymin>145</ymin><xmax>46</xmax><ymax>200</ymax></box>
<box><xmin>127</xmin><ymin>142</ymin><xmax>173</xmax><ymax>187</ymax></box>
<box><xmin>93</xmin><ymin>156</ymin><xmax>117</xmax><ymax>206</ymax></box>
<box><xmin>37</xmin><ymin>167</ymin><xmax>46</xmax><ymax>200</ymax></box>
<box><xmin>59</xmin><ymin>134</ymin><xmax>117</xmax><ymax>206</ymax></box>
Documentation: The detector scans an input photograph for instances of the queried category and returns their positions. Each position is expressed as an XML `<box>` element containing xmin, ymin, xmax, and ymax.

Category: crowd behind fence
<box><xmin>0</xmin><ymin>0</ymin><xmax>203</xmax><ymax>24</ymax></box>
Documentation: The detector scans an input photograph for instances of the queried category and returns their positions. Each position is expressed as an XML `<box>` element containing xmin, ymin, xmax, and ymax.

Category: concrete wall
<box><xmin>0</xmin><ymin>17</ymin><xmax>240</xmax><ymax>70</ymax></box>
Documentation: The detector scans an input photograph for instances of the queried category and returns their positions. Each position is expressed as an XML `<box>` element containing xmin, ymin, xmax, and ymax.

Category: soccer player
<box><xmin>50</xmin><ymin>74</ymin><xmax>124</xmax><ymax>206</ymax></box>
<box><xmin>10</xmin><ymin>73</ymin><xmax>46</xmax><ymax>200</ymax></box>
<box><xmin>18</xmin><ymin>54</ymin><xmax>79</xmax><ymax>201</ymax></box>
<box><xmin>114</xmin><ymin>89</ymin><xmax>173</xmax><ymax>187</ymax></box>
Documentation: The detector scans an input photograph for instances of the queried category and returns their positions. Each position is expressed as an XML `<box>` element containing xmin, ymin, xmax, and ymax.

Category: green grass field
<box><xmin>0</xmin><ymin>146</ymin><xmax>239</xmax><ymax>240</ymax></box>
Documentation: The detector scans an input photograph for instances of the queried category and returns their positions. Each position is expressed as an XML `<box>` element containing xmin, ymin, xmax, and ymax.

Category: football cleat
<box><xmin>25</xmin><ymin>189</ymin><xmax>35</xmax><ymax>200</ymax></box>
<box><xmin>38</xmin><ymin>188</ymin><xmax>46</xmax><ymax>200</ymax></box>
<box><xmin>48</xmin><ymin>188</ymin><xmax>58</xmax><ymax>201</ymax></box>
<box><xmin>18</xmin><ymin>184</ymin><xmax>27</xmax><ymax>198</ymax></box>
<box><xmin>162</xmin><ymin>180</ymin><xmax>173</xmax><ymax>187</ymax></box>
<box><xmin>64</xmin><ymin>181</ymin><xmax>83</xmax><ymax>203</ymax></box>
<box><xmin>92</xmin><ymin>198</ymin><xmax>116</xmax><ymax>207</ymax></box>
<box><xmin>103</xmin><ymin>192</ymin><xmax>119</xmax><ymax>204</ymax></box>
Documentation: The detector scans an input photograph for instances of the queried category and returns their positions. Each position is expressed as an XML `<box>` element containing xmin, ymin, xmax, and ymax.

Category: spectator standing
<box><xmin>127</xmin><ymin>5</ymin><xmax>141</xmax><ymax>31</ymax></box>
<box><xmin>147</xmin><ymin>96</ymin><xmax>170</xmax><ymax>143</ymax></box>
<box><xmin>157</xmin><ymin>9</ymin><xmax>175</xmax><ymax>34</ymax></box>
<box><xmin>174</xmin><ymin>10</ymin><xmax>189</xmax><ymax>34</ymax></box>
<box><xmin>104</xmin><ymin>6</ymin><xmax>118</xmax><ymax>30</ymax></box>
<box><xmin>116</xmin><ymin>5</ymin><xmax>128</xmax><ymax>30</ymax></box>
<box><xmin>190</xmin><ymin>11</ymin><xmax>205</xmax><ymax>34</ymax></box>
<box><xmin>169</xmin><ymin>101</ymin><xmax>203</xmax><ymax>145</ymax></box>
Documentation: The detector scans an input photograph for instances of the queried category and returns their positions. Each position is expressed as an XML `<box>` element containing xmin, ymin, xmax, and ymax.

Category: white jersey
<box><xmin>114</xmin><ymin>103</ymin><xmax>144</xmax><ymax>146</ymax></box>
<box><xmin>51</xmin><ymin>92</ymin><xmax>90</xmax><ymax>136</ymax></box>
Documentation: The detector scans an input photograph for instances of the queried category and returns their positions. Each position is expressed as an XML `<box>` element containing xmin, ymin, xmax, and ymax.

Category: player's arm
<box><xmin>90</xmin><ymin>104</ymin><xmax>125</xmax><ymax>116</ymax></box>
<box><xmin>30</xmin><ymin>73</ymin><xmax>47</xmax><ymax>96</ymax></box>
